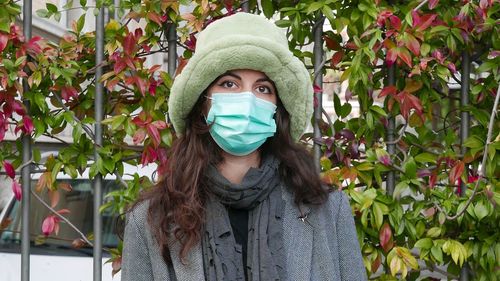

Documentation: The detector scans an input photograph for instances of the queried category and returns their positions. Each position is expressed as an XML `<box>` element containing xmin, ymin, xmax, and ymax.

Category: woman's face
<box><xmin>205</xmin><ymin>69</ymin><xmax>278</xmax><ymax>110</ymax></box>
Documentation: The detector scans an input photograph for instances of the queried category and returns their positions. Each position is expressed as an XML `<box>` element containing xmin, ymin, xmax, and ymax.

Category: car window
<box><xmin>0</xmin><ymin>179</ymin><xmax>120</xmax><ymax>257</ymax></box>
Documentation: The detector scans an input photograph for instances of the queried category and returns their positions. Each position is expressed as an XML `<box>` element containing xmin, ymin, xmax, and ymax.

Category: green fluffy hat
<box><xmin>168</xmin><ymin>12</ymin><xmax>313</xmax><ymax>141</ymax></box>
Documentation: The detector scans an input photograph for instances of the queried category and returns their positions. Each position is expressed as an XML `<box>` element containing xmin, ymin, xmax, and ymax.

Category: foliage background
<box><xmin>0</xmin><ymin>0</ymin><xmax>498</xmax><ymax>280</ymax></box>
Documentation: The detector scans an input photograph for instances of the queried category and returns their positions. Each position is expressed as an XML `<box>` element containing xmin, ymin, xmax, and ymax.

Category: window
<box><xmin>0</xmin><ymin>179</ymin><xmax>120</xmax><ymax>257</ymax></box>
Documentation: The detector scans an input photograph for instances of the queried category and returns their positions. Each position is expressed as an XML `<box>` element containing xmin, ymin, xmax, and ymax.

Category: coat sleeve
<box><xmin>121</xmin><ymin>205</ymin><xmax>156</xmax><ymax>281</ymax></box>
<box><xmin>335</xmin><ymin>192</ymin><xmax>367</xmax><ymax>280</ymax></box>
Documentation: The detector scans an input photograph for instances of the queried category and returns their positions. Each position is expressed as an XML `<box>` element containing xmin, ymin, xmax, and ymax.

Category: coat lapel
<box><xmin>168</xmin><ymin>239</ymin><xmax>205</xmax><ymax>281</ymax></box>
<box><xmin>282</xmin><ymin>187</ymin><xmax>313</xmax><ymax>281</ymax></box>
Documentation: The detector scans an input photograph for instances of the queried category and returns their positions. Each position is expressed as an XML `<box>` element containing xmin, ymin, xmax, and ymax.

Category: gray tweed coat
<box><xmin>121</xmin><ymin>185</ymin><xmax>367</xmax><ymax>281</ymax></box>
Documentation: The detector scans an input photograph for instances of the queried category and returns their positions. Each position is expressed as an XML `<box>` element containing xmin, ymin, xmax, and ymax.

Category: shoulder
<box><xmin>126</xmin><ymin>199</ymin><xmax>151</xmax><ymax>229</ymax></box>
<box><xmin>315</xmin><ymin>190</ymin><xmax>352</xmax><ymax>221</ymax></box>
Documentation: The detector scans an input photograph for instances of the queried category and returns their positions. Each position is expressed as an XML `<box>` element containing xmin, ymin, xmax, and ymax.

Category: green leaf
<box><xmin>415</xmin><ymin>152</ymin><xmax>437</xmax><ymax>164</ymax></box>
<box><xmin>427</xmin><ymin>227</ymin><xmax>441</xmax><ymax>238</ymax></box>
<box><xmin>474</xmin><ymin>202</ymin><xmax>488</xmax><ymax>221</ymax></box>
<box><xmin>372</xmin><ymin>202</ymin><xmax>384</xmax><ymax>229</ymax></box>
<box><xmin>46</xmin><ymin>3</ymin><xmax>58</xmax><ymax>13</ymax></box>
<box><xmin>305</xmin><ymin>2</ymin><xmax>323</xmax><ymax>14</ymax></box>
<box><xmin>463</xmin><ymin>135</ymin><xmax>484</xmax><ymax>149</ymax></box>
<box><xmin>393</xmin><ymin>181</ymin><xmax>408</xmax><ymax>199</ymax></box>
<box><xmin>76</xmin><ymin>14</ymin><xmax>85</xmax><ymax>33</ymax></box>
<box><xmin>370</xmin><ymin>105</ymin><xmax>387</xmax><ymax>117</ymax></box>
<box><xmin>51</xmin><ymin>161</ymin><xmax>64</xmax><ymax>183</ymax></box>
<box><xmin>403</xmin><ymin>157</ymin><xmax>417</xmax><ymax>179</ymax></box>
<box><xmin>261</xmin><ymin>0</ymin><xmax>274</xmax><ymax>18</ymax></box>
<box><xmin>431</xmin><ymin>245</ymin><xmax>443</xmax><ymax>263</ymax></box>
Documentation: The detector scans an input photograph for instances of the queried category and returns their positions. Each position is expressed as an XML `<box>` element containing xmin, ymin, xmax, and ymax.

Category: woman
<box><xmin>121</xmin><ymin>12</ymin><xmax>366</xmax><ymax>281</ymax></box>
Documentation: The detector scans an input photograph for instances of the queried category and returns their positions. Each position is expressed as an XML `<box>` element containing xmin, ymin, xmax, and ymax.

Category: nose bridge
<box><xmin>241</xmin><ymin>78</ymin><xmax>257</xmax><ymax>94</ymax></box>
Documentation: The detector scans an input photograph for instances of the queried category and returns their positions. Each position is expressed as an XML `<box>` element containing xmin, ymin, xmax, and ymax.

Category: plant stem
<box><xmin>30</xmin><ymin>189</ymin><xmax>94</xmax><ymax>247</ymax></box>
<box><xmin>435</xmin><ymin>85</ymin><xmax>500</xmax><ymax>220</ymax></box>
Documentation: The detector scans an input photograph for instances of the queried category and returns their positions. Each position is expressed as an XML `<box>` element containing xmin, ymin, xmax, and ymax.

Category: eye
<box><xmin>218</xmin><ymin>80</ymin><xmax>237</xmax><ymax>88</ymax></box>
<box><xmin>256</xmin><ymin>85</ymin><xmax>272</xmax><ymax>94</ymax></box>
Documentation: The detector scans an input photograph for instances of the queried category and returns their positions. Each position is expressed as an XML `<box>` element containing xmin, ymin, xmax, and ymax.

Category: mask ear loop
<box><xmin>203</xmin><ymin>95</ymin><xmax>214</xmax><ymax>125</ymax></box>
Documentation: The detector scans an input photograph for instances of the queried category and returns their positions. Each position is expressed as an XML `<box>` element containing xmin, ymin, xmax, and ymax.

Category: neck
<box><xmin>217</xmin><ymin>150</ymin><xmax>261</xmax><ymax>184</ymax></box>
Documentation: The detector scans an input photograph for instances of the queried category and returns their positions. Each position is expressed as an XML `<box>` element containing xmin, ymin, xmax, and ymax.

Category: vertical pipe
<box><xmin>313</xmin><ymin>16</ymin><xmax>324</xmax><ymax>173</ymax></box>
<box><xmin>94</xmin><ymin>6</ymin><xmax>105</xmax><ymax>281</ymax></box>
<box><xmin>113</xmin><ymin>0</ymin><xmax>120</xmax><ymax>21</ymax></box>
<box><xmin>241</xmin><ymin>0</ymin><xmax>249</xmax><ymax>12</ymax></box>
<box><xmin>459</xmin><ymin>51</ymin><xmax>470</xmax><ymax>197</ymax></box>
<box><xmin>167</xmin><ymin>23</ymin><xmax>177</xmax><ymax>76</ymax></box>
<box><xmin>21</xmin><ymin>1</ymin><xmax>32</xmax><ymax>280</ymax></box>
<box><xmin>386</xmin><ymin>65</ymin><xmax>396</xmax><ymax>195</ymax></box>
<box><xmin>459</xmin><ymin>51</ymin><xmax>470</xmax><ymax>281</ymax></box>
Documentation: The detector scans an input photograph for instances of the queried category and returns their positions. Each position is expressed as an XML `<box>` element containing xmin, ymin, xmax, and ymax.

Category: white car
<box><xmin>0</xmin><ymin>158</ymin><xmax>156</xmax><ymax>281</ymax></box>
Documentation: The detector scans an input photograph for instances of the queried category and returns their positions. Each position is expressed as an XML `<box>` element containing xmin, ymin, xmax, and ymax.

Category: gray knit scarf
<box><xmin>202</xmin><ymin>155</ymin><xmax>285</xmax><ymax>281</ymax></box>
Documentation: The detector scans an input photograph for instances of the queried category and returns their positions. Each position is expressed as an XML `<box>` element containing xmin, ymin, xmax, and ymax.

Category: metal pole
<box><xmin>21</xmin><ymin>0</ymin><xmax>32</xmax><ymax>280</ymax></box>
<box><xmin>113</xmin><ymin>0</ymin><xmax>120</xmax><ymax>21</ymax></box>
<box><xmin>93</xmin><ymin>6</ymin><xmax>105</xmax><ymax>281</ymax></box>
<box><xmin>167</xmin><ymin>23</ymin><xmax>177</xmax><ymax>76</ymax></box>
<box><xmin>459</xmin><ymin>51</ymin><xmax>470</xmax><ymax>281</ymax></box>
<box><xmin>386</xmin><ymin>65</ymin><xmax>396</xmax><ymax>195</ymax></box>
<box><xmin>459</xmin><ymin>51</ymin><xmax>470</xmax><ymax>197</ymax></box>
<box><xmin>313</xmin><ymin>16</ymin><xmax>324</xmax><ymax>173</ymax></box>
<box><xmin>241</xmin><ymin>0</ymin><xmax>249</xmax><ymax>12</ymax></box>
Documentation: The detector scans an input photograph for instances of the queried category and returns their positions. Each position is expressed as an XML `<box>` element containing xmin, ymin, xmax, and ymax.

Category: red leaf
<box><xmin>371</xmin><ymin>254</ymin><xmax>382</xmax><ymax>273</ymax></box>
<box><xmin>386</xmin><ymin>48</ymin><xmax>398</xmax><ymax>66</ymax></box>
<box><xmin>379</xmin><ymin>223</ymin><xmax>393</xmax><ymax>252</ymax></box>
<box><xmin>72</xmin><ymin>238</ymin><xmax>86</xmax><ymax>248</ymax></box>
<box><xmin>61</xmin><ymin>86</ymin><xmax>78</xmax><ymax>101</ymax></box>
<box><xmin>135</xmin><ymin>76</ymin><xmax>147</xmax><ymax>96</ymax></box>
<box><xmin>147</xmin><ymin>12</ymin><xmax>163</xmax><ymax>25</ymax></box>
<box><xmin>12</xmin><ymin>180</ymin><xmax>22</xmax><ymax>201</ymax></box>
<box><xmin>447</xmin><ymin>62</ymin><xmax>457</xmax><ymax>73</ymax></box>
<box><xmin>57</xmin><ymin>182</ymin><xmax>73</xmax><ymax>192</ymax></box>
<box><xmin>25</xmin><ymin>36</ymin><xmax>43</xmax><ymax>55</ymax></box>
<box><xmin>389</xmin><ymin>15</ymin><xmax>401</xmax><ymax>30</ymax></box>
<box><xmin>57</xmin><ymin>208</ymin><xmax>70</xmax><ymax>215</ymax></box>
<box><xmin>428</xmin><ymin>0</ymin><xmax>439</xmax><ymax>9</ymax></box>
<box><xmin>378</xmin><ymin>86</ymin><xmax>397</xmax><ymax>98</ymax></box>
<box><xmin>141</xmin><ymin>146</ymin><xmax>158</xmax><ymax>166</ymax></box>
<box><xmin>3</xmin><ymin>161</ymin><xmax>15</xmax><ymax>178</ymax></box>
<box><xmin>313</xmin><ymin>84</ymin><xmax>323</xmax><ymax>94</ymax></box>
<box><xmin>405</xmin><ymin>33</ymin><xmax>420</xmax><ymax>56</ymax></box>
<box><xmin>411</xmin><ymin>10</ymin><xmax>421</xmax><ymax>28</ymax></box>
<box><xmin>22</xmin><ymin>116</ymin><xmax>34</xmax><ymax>134</ymax></box>
<box><xmin>323</xmin><ymin>35</ymin><xmax>341</xmax><ymax>51</ymax></box>
<box><xmin>449</xmin><ymin>160</ymin><xmax>465</xmax><ymax>184</ymax></box>
<box><xmin>479</xmin><ymin>0</ymin><xmax>489</xmax><ymax>9</ymax></box>
<box><xmin>48</xmin><ymin>190</ymin><xmax>60</xmax><ymax>208</ymax></box>
<box><xmin>0</xmin><ymin>32</ymin><xmax>8</xmax><ymax>52</ymax></box>
<box><xmin>398</xmin><ymin>47</ymin><xmax>412</xmax><ymax>68</ymax></box>
<box><xmin>151</xmin><ymin>120</ymin><xmax>167</xmax><ymax>130</ymax></box>
<box><xmin>345</xmin><ymin>41</ymin><xmax>358</xmax><ymax>50</ymax></box>
<box><xmin>113</xmin><ymin>59</ymin><xmax>126</xmax><ymax>74</ymax></box>
<box><xmin>376</xmin><ymin>10</ymin><xmax>393</xmax><ymax>27</ymax></box>
<box><xmin>146</xmin><ymin>124</ymin><xmax>161</xmax><ymax>147</ymax></box>
<box><xmin>132</xmin><ymin>128</ymin><xmax>146</xmax><ymax>145</ymax></box>
<box><xmin>331</xmin><ymin>51</ymin><xmax>343</xmax><ymax>68</ymax></box>
<box><xmin>416</xmin><ymin>14</ymin><xmax>437</xmax><ymax>32</ymax></box>
<box><xmin>12</xmin><ymin>101</ymin><xmax>26</xmax><ymax>115</ymax></box>
<box><xmin>398</xmin><ymin>91</ymin><xmax>423</xmax><ymax>120</ymax></box>
<box><xmin>42</xmin><ymin>216</ymin><xmax>57</xmax><ymax>236</ymax></box>
<box><xmin>123</xmin><ymin>32</ymin><xmax>136</xmax><ymax>56</ymax></box>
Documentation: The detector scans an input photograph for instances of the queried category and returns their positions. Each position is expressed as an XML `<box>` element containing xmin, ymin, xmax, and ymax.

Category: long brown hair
<box><xmin>127</xmin><ymin>93</ymin><xmax>329</xmax><ymax>264</ymax></box>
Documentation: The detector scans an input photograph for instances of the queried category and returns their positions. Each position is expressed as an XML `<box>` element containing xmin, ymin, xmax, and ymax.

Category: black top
<box><xmin>227</xmin><ymin>207</ymin><xmax>249</xmax><ymax>279</ymax></box>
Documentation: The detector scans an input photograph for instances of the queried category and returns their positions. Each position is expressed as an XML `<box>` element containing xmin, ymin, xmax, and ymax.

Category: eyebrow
<box><xmin>218</xmin><ymin>71</ymin><xmax>273</xmax><ymax>84</ymax></box>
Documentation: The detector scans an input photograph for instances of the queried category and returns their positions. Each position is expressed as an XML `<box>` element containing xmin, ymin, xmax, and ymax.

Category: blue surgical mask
<box><xmin>206</xmin><ymin>92</ymin><xmax>277</xmax><ymax>156</ymax></box>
